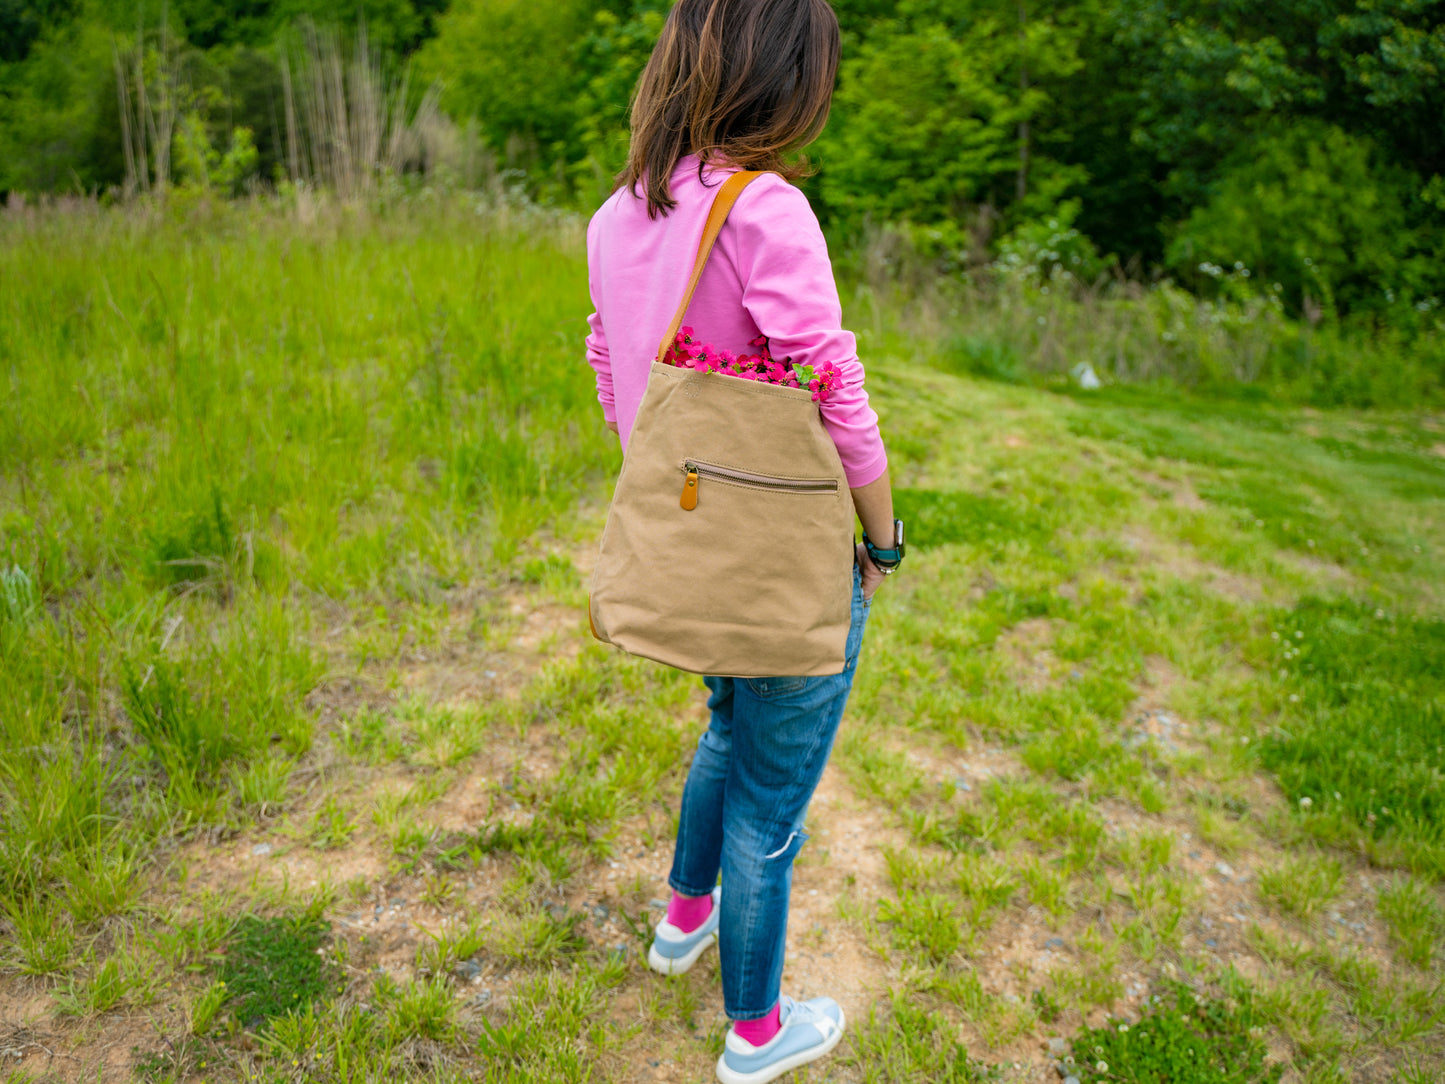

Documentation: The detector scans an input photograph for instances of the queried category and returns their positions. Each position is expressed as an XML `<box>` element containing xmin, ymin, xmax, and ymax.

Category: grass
<box><xmin>216</xmin><ymin>913</ymin><xmax>339</xmax><ymax>1028</ymax></box>
<box><xmin>1068</xmin><ymin>984</ymin><xmax>1281</xmax><ymax>1084</ymax></box>
<box><xmin>1</xmin><ymin>190</ymin><xmax>1443</xmax><ymax>1082</ymax></box>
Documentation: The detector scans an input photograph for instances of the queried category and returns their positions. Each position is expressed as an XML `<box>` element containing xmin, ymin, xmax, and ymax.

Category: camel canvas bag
<box><xmin>587</xmin><ymin>170</ymin><xmax>856</xmax><ymax>678</ymax></box>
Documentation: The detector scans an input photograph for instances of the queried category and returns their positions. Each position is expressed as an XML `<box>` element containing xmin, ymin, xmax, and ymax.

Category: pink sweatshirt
<box><xmin>584</xmin><ymin>155</ymin><xmax>888</xmax><ymax>488</ymax></box>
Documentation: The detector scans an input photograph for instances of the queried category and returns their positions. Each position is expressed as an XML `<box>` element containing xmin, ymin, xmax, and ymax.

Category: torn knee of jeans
<box><xmin>761</xmin><ymin>825</ymin><xmax>809</xmax><ymax>862</ymax></box>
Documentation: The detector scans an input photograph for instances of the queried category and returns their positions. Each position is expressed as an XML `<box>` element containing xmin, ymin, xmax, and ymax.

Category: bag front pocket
<box><xmin>679</xmin><ymin>460</ymin><xmax>839</xmax><ymax>510</ymax></box>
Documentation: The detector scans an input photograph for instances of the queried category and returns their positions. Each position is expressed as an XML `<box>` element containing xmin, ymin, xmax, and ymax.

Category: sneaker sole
<box><xmin>647</xmin><ymin>929</ymin><xmax>717</xmax><ymax>975</ymax></box>
<box><xmin>713</xmin><ymin>1007</ymin><xmax>846</xmax><ymax>1084</ymax></box>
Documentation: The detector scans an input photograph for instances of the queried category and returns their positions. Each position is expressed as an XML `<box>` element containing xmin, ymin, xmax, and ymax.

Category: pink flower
<box><xmin>661</xmin><ymin>324</ymin><xmax>836</xmax><ymax>399</ymax></box>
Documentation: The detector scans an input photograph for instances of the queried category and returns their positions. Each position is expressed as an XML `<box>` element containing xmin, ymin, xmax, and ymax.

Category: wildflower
<box><xmin>1097</xmin><ymin>1062</ymin><xmax>1109</xmax><ymax>1073</ymax></box>
<box><xmin>1299</xmin><ymin>796</ymin><xmax>1313</xmax><ymax>809</ymax></box>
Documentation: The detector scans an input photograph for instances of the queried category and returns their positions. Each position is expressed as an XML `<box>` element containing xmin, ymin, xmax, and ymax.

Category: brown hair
<box><xmin>620</xmin><ymin>0</ymin><xmax>841</xmax><ymax>218</ymax></box>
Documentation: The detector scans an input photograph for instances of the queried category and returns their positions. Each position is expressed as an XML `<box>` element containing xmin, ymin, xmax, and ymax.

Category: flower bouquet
<box><xmin>661</xmin><ymin>329</ymin><xmax>842</xmax><ymax>403</ymax></box>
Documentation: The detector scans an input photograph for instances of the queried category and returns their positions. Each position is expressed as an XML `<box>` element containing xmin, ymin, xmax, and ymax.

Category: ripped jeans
<box><xmin>667</xmin><ymin>564</ymin><xmax>871</xmax><ymax>1019</ymax></box>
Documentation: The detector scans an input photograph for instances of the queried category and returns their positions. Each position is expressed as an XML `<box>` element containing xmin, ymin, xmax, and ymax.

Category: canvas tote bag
<box><xmin>588</xmin><ymin>170</ymin><xmax>857</xmax><ymax>678</ymax></box>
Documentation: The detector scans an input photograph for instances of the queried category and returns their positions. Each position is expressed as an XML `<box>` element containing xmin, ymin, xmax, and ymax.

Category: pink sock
<box><xmin>665</xmin><ymin>890</ymin><xmax>713</xmax><ymax>933</ymax></box>
<box><xmin>733</xmin><ymin>1002</ymin><xmax>782</xmax><ymax>1047</ymax></box>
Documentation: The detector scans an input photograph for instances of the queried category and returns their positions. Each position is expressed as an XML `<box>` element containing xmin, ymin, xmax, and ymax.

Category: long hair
<box><xmin>620</xmin><ymin>0</ymin><xmax>841</xmax><ymax>218</ymax></box>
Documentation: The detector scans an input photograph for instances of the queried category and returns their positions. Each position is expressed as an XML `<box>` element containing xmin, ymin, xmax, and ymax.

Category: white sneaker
<box><xmin>646</xmin><ymin>886</ymin><xmax>721</xmax><ymax>975</ymax></box>
<box><xmin>715</xmin><ymin>995</ymin><xmax>846</xmax><ymax>1084</ymax></box>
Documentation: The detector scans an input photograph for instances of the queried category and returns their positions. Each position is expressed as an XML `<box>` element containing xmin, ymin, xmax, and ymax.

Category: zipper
<box><xmin>680</xmin><ymin>461</ymin><xmax>838</xmax><ymax>510</ymax></box>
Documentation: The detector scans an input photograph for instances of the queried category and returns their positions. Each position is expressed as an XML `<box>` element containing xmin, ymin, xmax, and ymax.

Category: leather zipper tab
<box><xmin>680</xmin><ymin>469</ymin><xmax>699</xmax><ymax>510</ymax></box>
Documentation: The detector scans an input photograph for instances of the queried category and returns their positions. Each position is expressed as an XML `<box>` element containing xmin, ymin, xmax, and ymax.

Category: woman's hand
<box><xmin>856</xmin><ymin>542</ymin><xmax>886</xmax><ymax>602</ymax></box>
<box><xmin>606</xmin><ymin>420</ymin><xmax>619</xmax><ymax>438</ymax></box>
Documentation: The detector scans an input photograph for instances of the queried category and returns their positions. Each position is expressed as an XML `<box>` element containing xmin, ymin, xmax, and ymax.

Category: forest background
<box><xmin>2</xmin><ymin>0</ymin><xmax>1443</xmax><ymax>407</ymax></box>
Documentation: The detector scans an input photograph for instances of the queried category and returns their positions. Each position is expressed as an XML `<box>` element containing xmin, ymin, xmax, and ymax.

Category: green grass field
<box><xmin>2</xmin><ymin>194</ymin><xmax>1443</xmax><ymax>1083</ymax></box>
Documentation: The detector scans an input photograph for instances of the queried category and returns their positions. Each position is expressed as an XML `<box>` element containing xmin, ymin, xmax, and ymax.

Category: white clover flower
<box><xmin>1299</xmin><ymin>796</ymin><xmax>1313</xmax><ymax>809</ymax></box>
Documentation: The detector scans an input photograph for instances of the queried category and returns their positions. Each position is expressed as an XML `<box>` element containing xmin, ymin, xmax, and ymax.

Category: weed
<box><xmin>418</xmin><ymin>870</ymin><xmax>457</xmax><ymax>909</ymax></box>
<box><xmin>487</xmin><ymin>906</ymin><xmax>588</xmax><ymax>965</ymax></box>
<box><xmin>1377</xmin><ymin>877</ymin><xmax>1445</xmax><ymax>968</ymax></box>
<box><xmin>54</xmin><ymin>938</ymin><xmax>157</xmax><ymax>1015</ymax></box>
<box><xmin>1020</xmin><ymin>859</ymin><xmax>1071</xmax><ymax>920</ymax></box>
<box><xmin>1195</xmin><ymin>805</ymin><xmax>1254</xmax><ymax>856</ymax></box>
<box><xmin>0</xmin><ymin>564</ymin><xmax>36</xmax><ymax>624</ymax></box>
<box><xmin>379</xmin><ymin>973</ymin><xmax>458</xmax><ymax>1043</ymax></box>
<box><xmin>229</xmin><ymin>756</ymin><xmax>293</xmax><ymax>817</ymax></box>
<box><xmin>1259</xmin><ymin>855</ymin><xmax>1344</xmax><ymax>919</ymax></box>
<box><xmin>183</xmin><ymin>979</ymin><xmax>230</xmax><ymax>1038</ymax></box>
<box><xmin>878</xmin><ymin>892</ymin><xmax>964</xmax><ymax>962</ymax></box>
<box><xmin>215</xmin><ymin>914</ymin><xmax>339</xmax><ymax>1028</ymax></box>
<box><xmin>415</xmin><ymin>916</ymin><xmax>488</xmax><ymax>974</ymax></box>
<box><xmin>339</xmin><ymin>707</ymin><xmax>405</xmax><ymax>764</ymax></box>
<box><xmin>1116</xmin><ymin>829</ymin><xmax>1175</xmax><ymax>874</ymax></box>
<box><xmin>842</xmin><ymin>995</ymin><xmax>994</xmax><ymax>1082</ymax></box>
<box><xmin>1071</xmin><ymin>984</ymin><xmax>1282</xmax><ymax>1083</ymax></box>
<box><xmin>1032</xmin><ymin>986</ymin><xmax>1064</xmax><ymax>1024</ymax></box>
<box><xmin>1</xmin><ymin>896</ymin><xmax>75</xmax><ymax>975</ymax></box>
<box><xmin>306</xmin><ymin>795</ymin><xmax>357</xmax><ymax>850</ymax></box>
<box><xmin>1051</xmin><ymin>928</ymin><xmax>1124</xmax><ymax>1009</ymax></box>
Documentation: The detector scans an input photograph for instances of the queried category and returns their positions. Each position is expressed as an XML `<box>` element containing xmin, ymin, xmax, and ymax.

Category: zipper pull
<box><xmin>680</xmin><ymin>468</ymin><xmax>699</xmax><ymax>511</ymax></box>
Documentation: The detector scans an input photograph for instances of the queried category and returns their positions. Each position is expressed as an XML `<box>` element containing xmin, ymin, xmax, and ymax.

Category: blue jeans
<box><xmin>667</xmin><ymin>564</ymin><xmax>871</xmax><ymax>1019</ymax></box>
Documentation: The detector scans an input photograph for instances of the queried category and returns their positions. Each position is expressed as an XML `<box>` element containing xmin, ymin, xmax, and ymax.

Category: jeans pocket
<box><xmin>744</xmin><ymin>675</ymin><xmax>810</xmax><ymax>698</ymax></box>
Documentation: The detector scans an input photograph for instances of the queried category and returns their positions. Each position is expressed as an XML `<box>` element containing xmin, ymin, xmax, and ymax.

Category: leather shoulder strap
<box><xmin>655</xmin><ymin>170</ymin><xmax>764</xmax><ymax>363</ymax></box>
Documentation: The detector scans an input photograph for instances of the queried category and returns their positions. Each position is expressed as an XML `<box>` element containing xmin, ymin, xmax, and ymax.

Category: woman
<box><xmin>583</xmin><ymin>1</ymin><xmax>901</xmax><ymax>1080</ymax></box>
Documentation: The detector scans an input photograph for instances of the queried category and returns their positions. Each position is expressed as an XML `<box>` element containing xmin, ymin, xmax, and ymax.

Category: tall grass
<box><xmin>280</xmin><ymin>22</ymin><xmax>446</xmax><ymax>198</ymax></box>
<box><xmin>841</xmin><ymin>228</ymin><xmax>1445</xmax><ymax>408</ymax></box>
<box><xmin>0</xmin><ymin>190</ymin><xmax>614</xmax><ymax>945</ymax></box>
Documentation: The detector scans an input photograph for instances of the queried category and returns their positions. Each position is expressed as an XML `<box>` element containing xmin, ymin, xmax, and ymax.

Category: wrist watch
<box><xmin>862</xmin><ymin>519</ymin><xmax>906</xmax><ymax>574</ymax></box>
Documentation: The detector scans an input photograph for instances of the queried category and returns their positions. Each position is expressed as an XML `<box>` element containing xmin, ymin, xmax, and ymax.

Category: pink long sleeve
<box><xmin>583</xmin><ymin>156</ymin><xmax>888</xmax><ymax>487</ymax></box>
<box><xmin>724</xmin><ymin>177</ymin><xmax>887</xmax><ymax>487</ymax></box>
<box><xmin>585</xmin><ymin>218</ymin><xmax>617</xmax><ymax>425</ymax></box>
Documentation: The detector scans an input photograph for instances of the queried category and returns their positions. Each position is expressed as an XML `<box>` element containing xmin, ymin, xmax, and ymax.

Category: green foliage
<box><xmin>175</xmin><ymin>117</ymin><xmax>258</xmax><ymax>195</ymax></box>
<box><xmin>1167</xmin><ymin>121</ymin><xmax>1430</xmax><ymax>317</ymax></box>
<box><xmin>0</xmin><ymin>16</ymin><xmax>115</xmax><ymax>193</ymax></box>
<box><xmin>995</xmin><ymin>199</ymin><xmax>1107</xmax><ymax>284</ymax></box>
<box><xmin>414</xmin><ymin>0</ymin><xmax>664</xmax><ymax>200</ymax></box>
<box><xmin>216</xmin><ymin>913</ymin><xmax>339</xmax><ymax>1027</ymax></box>
<box><xmin>415</xmin><ymin>0</ymin><xmax>593</xmax><ymax>161</ymax></box>
<box><xmin>815</xmin><ymin>0</ymin><xmax>1089</xmax><ymax>241</ymax></box>
<box><xmin>1071</xmin><ymin>985</ymin><xmax>1282</xmax><ymax>1084</ymax></box>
